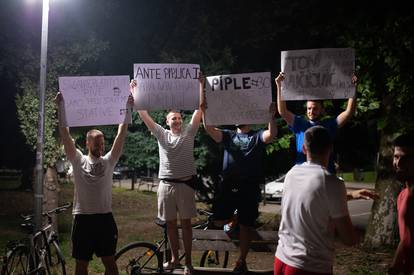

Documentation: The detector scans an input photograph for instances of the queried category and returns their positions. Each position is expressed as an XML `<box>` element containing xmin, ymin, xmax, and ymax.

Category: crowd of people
<box><xmin>56</xmin><ymin>72</ymin><xmax>413</xmax><ymax>275</ymax></box>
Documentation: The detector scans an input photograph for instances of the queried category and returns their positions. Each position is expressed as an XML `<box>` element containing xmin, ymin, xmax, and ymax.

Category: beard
<box><xmin>91</xmin><ymin>149</ymin><xmax>103</xmax><ymax>158</ymax></box>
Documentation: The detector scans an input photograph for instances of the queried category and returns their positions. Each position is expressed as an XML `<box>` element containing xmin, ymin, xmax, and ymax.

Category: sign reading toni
<box><xmin>281</xmin><ymin>48</ymin><xmax>355</xmax><ymax>100</ymax></box>
<box><xmin>133</xmin><ymin>63</ymin><xmax>200</xmax><ymax>110</ymax></box>
<box><xmin>205</xmin><ymin>72</ymin><xmax>273</xmax><ymax>126</ymax></box>
<box><xmin>58</xmin><ymin>75</ymin><xmax>131</xmax><ymax>127</ymax></box>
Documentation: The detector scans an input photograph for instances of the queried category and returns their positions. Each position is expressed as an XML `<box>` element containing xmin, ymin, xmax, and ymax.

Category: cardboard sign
<box><xmin>204</xmin><ymin>72</ymin><xmax>273</xmax><ymax>126</ymax></box>
<box><xmin>133</xmin><ymin>63</ymin><xmax>200</xmax><ymax>110</ymax></box>
<box><xmin>281</xmin><ymin>48</ymin><xmax>355</xmax><ymax>100</ymax></box>
<box><xmin>58</xmin><ymin>75</ymin><xmax>132</xmax><ymax>127</ymax></box>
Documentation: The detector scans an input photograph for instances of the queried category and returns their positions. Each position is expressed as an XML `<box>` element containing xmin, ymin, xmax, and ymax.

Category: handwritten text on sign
<box><xmin>205</xmin><ymin>72</ymin><xmax>273</xmax><ymax>126</ymax></box>
<box><xmin>281</xmin><ymin>48</ymin><xmax>355</xmax><ymax>100</ymax></box>
<box><xmin>133</xmin><ymin>63</ymin><xmax>200</xmax><ymax>110</ymax></box>
<box><xmin>58</xmin><ymin>75</ymin><xmax>131</xmax><ymax>127</ymax></box>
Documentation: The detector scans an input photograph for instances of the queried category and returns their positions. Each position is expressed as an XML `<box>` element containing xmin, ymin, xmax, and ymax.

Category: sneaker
<box><xmin>224</xmin><ymin>222</ymin><xmax>240</xmax><ymax>238</ymax></box>
<box><xmin>232</xmin><ymin>259</ymin><xmax>248</xmax><ymax>275</ymax></box>
<box><xmin>223</xmin><ymin>222</ymin><xmax>233</xmax><ymax>233</ymax></box>
<box><xmin>163</xmin><ymin>261</ymin><xmax>181</xmax><ymax>269</ymax></box>
<box><xmin>183</xmin><ymin>265</ymin><xmax>194</xmax><ymax>275</ymax></box>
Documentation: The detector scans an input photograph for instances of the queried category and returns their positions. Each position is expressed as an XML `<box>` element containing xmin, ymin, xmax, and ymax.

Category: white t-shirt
<box><xmin>69</xmin><ymin>149</ymin><xmax>117</xmax><ymax>215</ymax></box>
<box><xmin>151</xmin><ymin>123</ymin><xmax>198</xmax><ymax>179</ymax></box>
<box><xmin>275</xmin><ymin>162</ymin><xmax>349</xmax><ymax>273</ymax></box>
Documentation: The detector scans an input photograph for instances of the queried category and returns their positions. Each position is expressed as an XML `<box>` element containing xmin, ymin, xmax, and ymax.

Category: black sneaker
<box><xmin>232</xmin><ymin>259</ymin><xmax>248</xmax><ymax>275</ymax></box>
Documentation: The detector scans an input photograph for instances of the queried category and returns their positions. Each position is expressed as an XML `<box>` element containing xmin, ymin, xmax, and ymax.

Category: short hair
<box><xmin>307</xmin><ymin>100</ymin><xmax>324</xmax><ymax>106</ymax></box>
<box><xmin>304</xmin><ymin>126</ymin><xmax>332</xmax><ymax>155</ymax></box>
<box><xmin>86</xmin><ymin>129</ymin><xmax>104</xmax><ymax>141</ymax></box>
<box><xmin>393</xmin><ymin>133</ymin><xmax>414</xmax><ymax>148</ymax></box>
<box><xmin>166</xmin><ymin>110</ymin><xmax>181</xmax><ymax>119</ymax></box>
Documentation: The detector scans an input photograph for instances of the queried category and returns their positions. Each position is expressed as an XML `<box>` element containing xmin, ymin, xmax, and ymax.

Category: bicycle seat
<box><xmin>20</xmin><ymin>222</ymin><xmax>34</xmax><ymax>233</ymax></box>
<box><xmin>154</xmin><ymin>217</ymin><xmax>166</xmax><ymax>228</ymax></box>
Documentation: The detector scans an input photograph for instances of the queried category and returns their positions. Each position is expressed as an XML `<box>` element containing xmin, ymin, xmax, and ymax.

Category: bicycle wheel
<box><xmin>45</xmin><ymin>240</ymin><xmax>66</xmax><ymax>275</ymax></box>
<box><xmin>3</xmin><ymin>245</ymin><xmax>30</xmax><ymax>275</ymax></box>
<box><xmin>199</xmin><ymin>250</ymin><xmax>229</xmax><ymax>268</ymax></box>
<box><xmin>115</xmin><ymin>242</ymin><xmax>162</xmax><ymax>275</ymax></box>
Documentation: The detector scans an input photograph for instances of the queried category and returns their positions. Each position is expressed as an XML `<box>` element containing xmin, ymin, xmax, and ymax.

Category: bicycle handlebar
<box><xmin>21</xmin><ymin>202</ymin><xmax>72</xmax><ymax>221</ymax></box>
<box><xmin>196</xmin><ymin>208</ymin><xmax>212</xmax><ymax>217</ymax></box>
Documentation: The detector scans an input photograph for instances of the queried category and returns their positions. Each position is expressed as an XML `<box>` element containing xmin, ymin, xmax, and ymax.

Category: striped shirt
<box><xmin>151</xmin><ymin>123</ymin><xmax>198</xmax><ymax>179</ymax></box>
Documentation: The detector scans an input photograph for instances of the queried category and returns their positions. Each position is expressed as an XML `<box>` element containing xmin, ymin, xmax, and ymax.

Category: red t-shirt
<box><xmin>397</xmin><ymin>187</ymin><xmax>414</xmax><ymax>270</ymax></box>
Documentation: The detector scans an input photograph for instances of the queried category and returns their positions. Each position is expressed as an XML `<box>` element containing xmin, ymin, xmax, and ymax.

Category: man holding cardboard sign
<box><xmin>276</xmin><ymin>71</ymin><xmax>357</xmax><ymax>174</ymax></box>
<box><xmin>56</xmin><ymin>91</ymin><xmax>133</xmax><ymax>275</ymax></box>
<box><xmin>276</xmin><ymin>73</ymin><xmax>379</xmax><ymax>201</ymax></box>
<box><xmin>200</xmin><ymin>78</ymin><xmax>277</xmax><ymax>274</ymax></box>
<box><xmin>130</xmin><ymin>74</ymin><xmax>203</xmax><ymax>275</ymax></box>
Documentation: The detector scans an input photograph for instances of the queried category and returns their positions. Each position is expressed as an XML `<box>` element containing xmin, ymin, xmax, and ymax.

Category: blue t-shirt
<box><xmin>221</xmin><ymin>129</ymin><xmax>265</xmax><ymax>181</ymax></box>
<box><xmin>289</xmin><ymin>115</ymin><xmax>338</xmax><ymax>173</ymax></box>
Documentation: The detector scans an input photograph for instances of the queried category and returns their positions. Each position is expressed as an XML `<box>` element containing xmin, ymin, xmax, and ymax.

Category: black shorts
<box><xmin>212</xmin><ymin>177</ymin><xmax>261</xmax><ymax>227</ymax></box>
<box><xmin>71</xmin><ymin>213</ymin><xmax>118</xmax><ymax>261</ymax></box>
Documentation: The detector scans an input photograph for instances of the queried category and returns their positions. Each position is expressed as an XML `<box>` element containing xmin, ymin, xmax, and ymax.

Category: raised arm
<box><xmin>199</xmin><ymin>76</ymin><xmax>223</xmax><ymax>143</ymax></box>
<box><xmin>110</xmin><ymin>94</ymin><xmax>133</xmax><ymax>160</ymax></box>
<box><xmin>337</xmin><ymin>74</ymin><xmax>358</xmax><ymax>128</ymax></box>
<box><xmin>189</xmin><ymin>73</ymin><xmax>205</xmax><ymax>129</ymax></box>
<box><xmin>275</xmin><ymin>72</ymin><xmax>295</xmax><ymax>127</ymax></box>
<box><xmin>55</xmin><ymin>92</ymin><xmax>77</xmax><ymax>161</ymax></box>
<box><xmin>262</xmin><ymin>102</ymin><xmax>278</xmax><ymax>144</ymax></box>
<box><xmin>130</xmin><ymin>79</ymin><xmax>157</xmax><ymax>131</ymax></box>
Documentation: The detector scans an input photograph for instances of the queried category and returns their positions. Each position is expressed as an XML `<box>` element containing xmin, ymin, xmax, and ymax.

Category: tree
<box><xmin>5</xmin><ymin>3</ymin><xmax>110</xmax><ymax>214</ymax></box>
<box><xmin>338</xmin><ymin>9</ymin><xmax>414</xmax><ymax>247</ymax></box>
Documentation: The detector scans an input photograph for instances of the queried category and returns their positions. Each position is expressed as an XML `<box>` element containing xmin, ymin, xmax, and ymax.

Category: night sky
<box><xmin>1</xmin><ymin>0</ymin><xmax>287</xmax><ymax>169</ymax></box>
<box><xmin>0</xmin><ymin>0</ymin><xmax>409</xmax><ymax>170</ymax></box>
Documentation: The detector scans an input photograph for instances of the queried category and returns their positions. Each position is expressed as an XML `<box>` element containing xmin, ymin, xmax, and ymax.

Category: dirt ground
<box><xmin>0</xmin><ymin>184</ymin><xmax>394</xmax><ymax>274</ymax></box>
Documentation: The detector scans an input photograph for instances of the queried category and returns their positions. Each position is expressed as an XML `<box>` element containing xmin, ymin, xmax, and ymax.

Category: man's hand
<box><xmin>348</xmin><ymin>189</ymin><xmax>379</xmax><ymax>200</ymax></box>
<box><xmin>351</xmin><ymin>74</ymin><xmax>358</xmax><ymax>86</ymax></box>
<box><xmin>54</xmin><ymin>92</ymin><xmax>63</xmax><ymax>106</ymax></box>
<box><xmin>275</xmin><ymin>72</ymin><xmax>285</xmax><ymax>86</ymax></box>
<box><xmin>130</xmin><ymin>79</ymin><xmax>137</xmax><ymax>91</ymax></box>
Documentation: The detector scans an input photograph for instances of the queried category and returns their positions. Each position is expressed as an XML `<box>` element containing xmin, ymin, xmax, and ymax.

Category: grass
<box><xmin>0</xmin><ymin>180</ymin><xmax>394</xmax><ymax>274</ymax></box>
<box><xmin>0</xmin><ymin>169</ymin><xmax>22</xmax><ymax>189</ymax></box>
<box><xmin>340</xmin><ymin>171</ymin><xmax>377</xmax><ymax>183</ymax></box>
<box><xmin>0</xmin><ymin>183</ymin><xmax>161</xmax><ymax>274</ymax></box>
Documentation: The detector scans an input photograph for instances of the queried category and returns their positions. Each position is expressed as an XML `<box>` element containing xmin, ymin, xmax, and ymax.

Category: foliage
<box><xmin>120</xmin><ymin>111</ymin><xmax>165</xmax><ymax>174</ymax></box>
<box><xmin>16</xmin><ymin>88</ymin><xmax>60</xmax><ymax>168</ymax></box>
<box><xmin>14</xmin><ymin>37</ymin><xmax>109</xmax><ymax>168</ymax></box>
<box><xmin>338</xmin><ymin>8</ymin><xmax>414</xmax><ymax>248</ymax></box>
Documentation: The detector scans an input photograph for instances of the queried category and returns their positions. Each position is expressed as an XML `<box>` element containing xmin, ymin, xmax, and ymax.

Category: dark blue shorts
<box><xmin>212</xmin><ymin>178</ymin><xmax>261</xmax><ymax>227</ymax></box>
<box><xmin>71</xmin><ymin>213</ymin><xmax>118</xmax><ymax>261</ymax></box>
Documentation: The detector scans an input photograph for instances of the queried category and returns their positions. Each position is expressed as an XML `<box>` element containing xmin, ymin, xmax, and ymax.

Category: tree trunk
<box><xmin>363</xmin><ymin>133</ymin><xmax>401</xmax><ymax>248</ymax></box>
<box><xmin>43</xmin><ymin>167</ymin><xmax>60</xmax><ymax>232</ymax></box>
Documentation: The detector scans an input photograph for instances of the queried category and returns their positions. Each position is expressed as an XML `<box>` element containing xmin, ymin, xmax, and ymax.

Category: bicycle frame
<box><xmin>2</xmin><ymin>203</ymin><xmax>70</xmax><ymax>275</ymax></box>
<box><xmin>115</xmin><ymin>208</ymin><xmax>229</xmax><ymax>274</ymax></box>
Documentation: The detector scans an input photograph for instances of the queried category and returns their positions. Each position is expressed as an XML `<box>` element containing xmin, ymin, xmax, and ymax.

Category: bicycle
<box><xmin>1</xmin><ymin>202</ymin><xmax>72</xmax><ymax>275</ymax></box>
<box><xmin>115</xmin><ymin>208</ymin><xmax>229</xmax><ymax>274</ymax></box>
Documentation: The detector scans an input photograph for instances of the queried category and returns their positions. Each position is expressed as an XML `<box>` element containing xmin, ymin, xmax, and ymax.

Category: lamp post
<box><xmin>34</xmin><ymin>0</ymin><xmax>49</xmax><ymax>231</ymax></box>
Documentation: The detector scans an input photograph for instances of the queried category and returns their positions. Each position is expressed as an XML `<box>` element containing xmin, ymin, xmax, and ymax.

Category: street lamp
<box><xmin>34</xmin><ymin>0</ymin><xmax>49</xmax><ymax>231</ymax></box>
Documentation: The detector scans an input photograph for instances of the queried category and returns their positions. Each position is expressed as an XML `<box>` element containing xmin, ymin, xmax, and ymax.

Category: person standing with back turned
<box><xmin>275</xmin><ymin>126</ymin><xmax>359</xmax><ymax>275</ymax></box>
